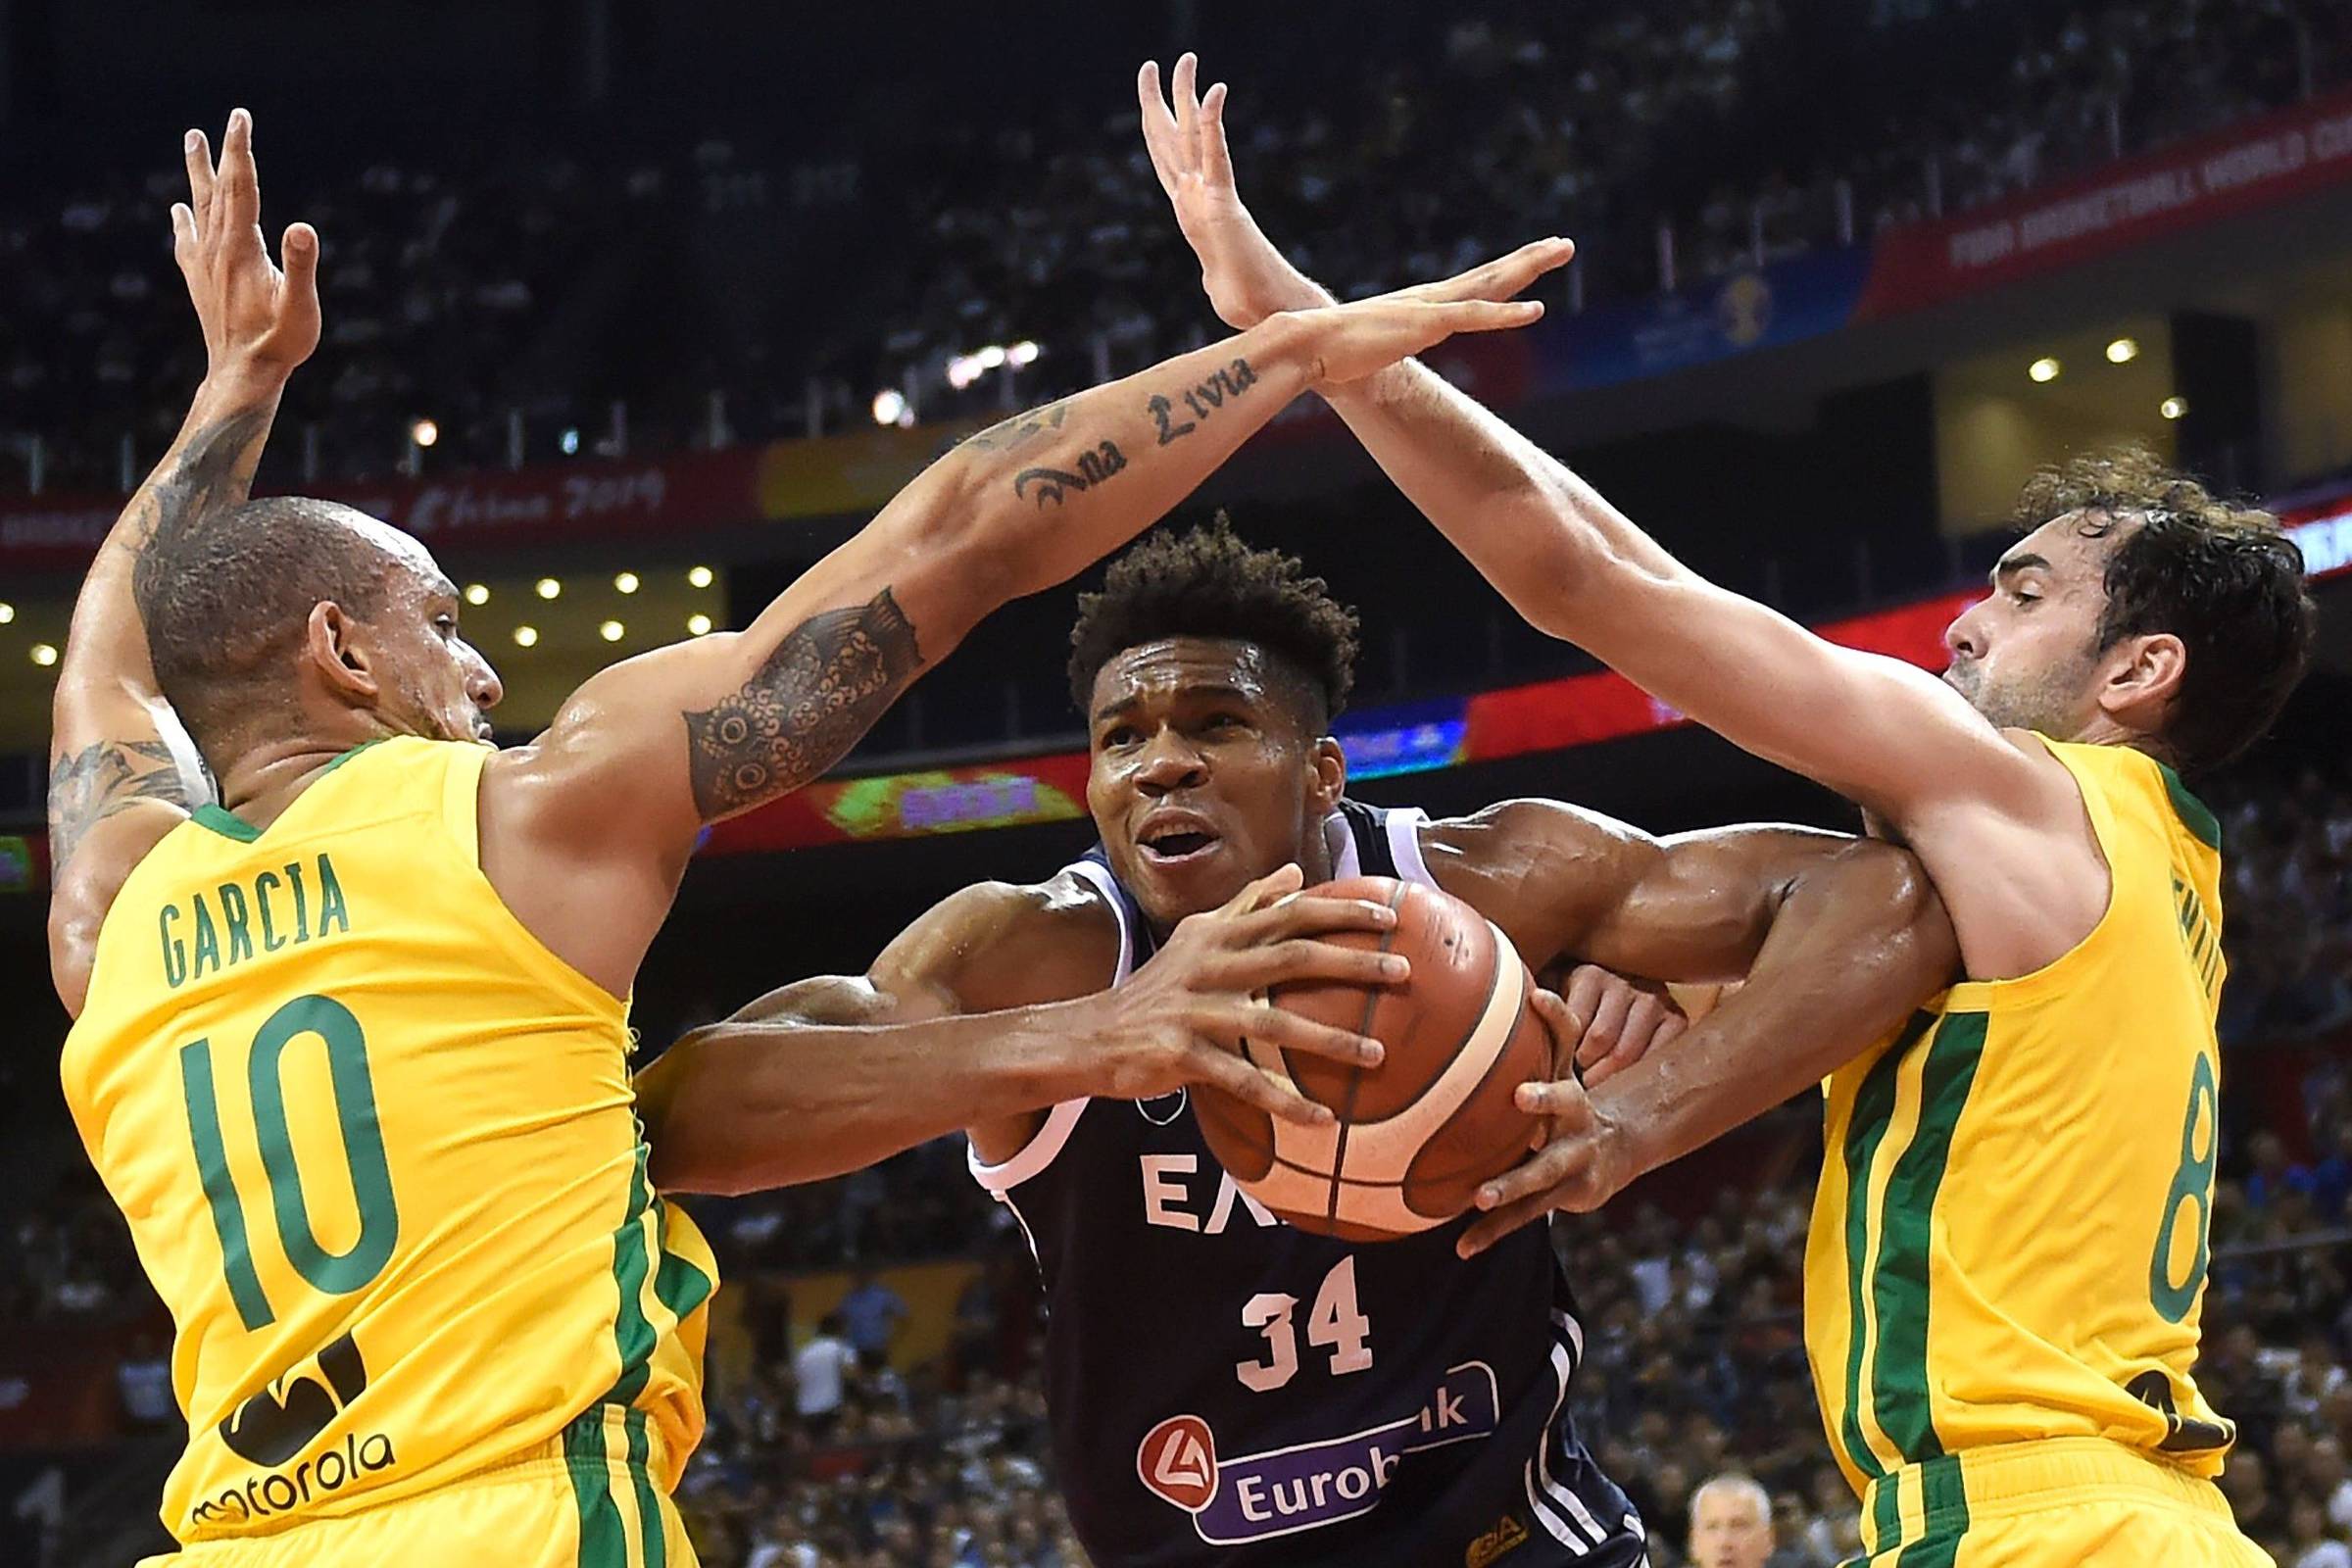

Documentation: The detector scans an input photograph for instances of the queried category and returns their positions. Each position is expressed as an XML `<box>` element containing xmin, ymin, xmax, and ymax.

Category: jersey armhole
<box><xmin>966</xmin><ymin>858</ymin><xmax>1127</xmax><ymax>1197</ymax></box>
<box><xmin>968</xmin><ymin>1099</ymin><xmax>1089</xmax><ymax>1196</ymax></box>
<box><xmin>1387</xmin><ymin>808</ymin><xmax>1437</xmax><ymax>888</ymax></box>
<box><xmin>441</xmin><ymin>742</ymin><xmax>493</xmax><ymax>867</ymax></box>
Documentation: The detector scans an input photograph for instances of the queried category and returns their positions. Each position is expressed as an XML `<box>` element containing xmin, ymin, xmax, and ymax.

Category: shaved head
<box><xmin>133</xmin><ymin>494</ymin><xmax>445</xmax><ymax>760</ymax></box>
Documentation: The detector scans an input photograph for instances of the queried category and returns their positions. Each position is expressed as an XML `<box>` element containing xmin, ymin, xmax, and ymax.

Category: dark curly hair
<box><xmin>2013</xmin><ymin>446</ymin><xmax>2314</xmax><ymax>774</ymax></box>
<box><xmin>1066</xmin><ymin>516</ymin><xmax>1361</xmax><ymax>730</ymax></box>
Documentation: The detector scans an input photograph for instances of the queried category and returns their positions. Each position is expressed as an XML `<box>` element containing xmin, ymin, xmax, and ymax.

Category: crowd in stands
<box><xmin>5</xmin><ymin>0</ymin><xmax>2348</xmax><ymax>493</ymax></box>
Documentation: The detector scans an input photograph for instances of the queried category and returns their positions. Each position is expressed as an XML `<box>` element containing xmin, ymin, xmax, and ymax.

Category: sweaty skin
<box><xmin>642</xmin><ymin>637</ymin><xmax>1954</xmax><ymax>1244</ymax></box>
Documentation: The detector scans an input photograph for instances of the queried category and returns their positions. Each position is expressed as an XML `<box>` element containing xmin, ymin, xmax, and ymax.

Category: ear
<box><xmin>1306</xmin><ymin>735</ymin><xmax>1348</xmax><ymax>814</ymax></box>
<box><xmin>303</xmin><ymin>601</ymin><xmax>380</xmax><ymax>706</ymax></box>
<box><xmin>2098</xmin><ymin>630</ymin><xmax>2187</xmax><ymax>729</ymax></box>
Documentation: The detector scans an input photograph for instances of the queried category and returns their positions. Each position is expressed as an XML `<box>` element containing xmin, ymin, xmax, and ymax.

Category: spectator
<box><xmin>793</xmin><ymin>1311</ymin><xmax>858</xmax><ymax>1441</ymax></box>
<box><xmin>1689</xmin><ymin>1473</ymin><xmax>1776</xmax><ymax>1568</ymax></box>
<box><xmin>841</xmin><ymin>1268</ymin><xmax>910</xmax><ymax>1367</ymax></box>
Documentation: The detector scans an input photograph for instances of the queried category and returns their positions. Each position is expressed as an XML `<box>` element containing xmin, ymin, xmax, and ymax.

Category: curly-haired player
<box><xmin>1136</xmin><ymin>51</ymin><xmax>2317</xmax><ymax>1567</ymax></box>
<box><xmin>643</xmin><ymin>519</ymin><xmax>1954</xmax><ymax>1568</ymax></box>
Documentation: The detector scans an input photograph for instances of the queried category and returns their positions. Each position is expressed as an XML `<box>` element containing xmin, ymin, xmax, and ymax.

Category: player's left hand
<box><xmin>1547</xmin><ymin>963</ymin><xmax>1687</xmax><ymax>1088</ymax></box>
<box><xmin>172</xmin><ymin>109</ymin><xmax>321</xmax><ymax>390</ymax></box>
<box><xmin>1451</xmin><ymin>975</ymin><xmax>1682</xmax><ymax>1257</ymax></box>
<box><xmin>1137</xmin><ymin>53</ymin><xmax>1315</xmax><ymax>329</ymax></box>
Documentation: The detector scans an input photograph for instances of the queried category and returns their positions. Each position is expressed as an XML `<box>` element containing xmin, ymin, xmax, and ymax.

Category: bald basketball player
<box><xmin>1139</xmin><ymin>51</ymin><xmax>2311</xmax><ymax>1568</ymax></box>
<box><xmin>642</xmin><ymin>519</ymin><xmax>1952</xmax><ymax>1567</ymax></box>
<box><xmin>46</xmin><ymin>113</ymin><xmax>1549</xmax><ymax>1565</ymax></box>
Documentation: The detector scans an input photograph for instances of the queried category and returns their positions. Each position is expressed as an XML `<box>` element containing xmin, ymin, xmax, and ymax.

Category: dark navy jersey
<box><xmin>969</xmin><ymin>801</ymin><xmax>1647</xmax><ymax>1568</ymax></box>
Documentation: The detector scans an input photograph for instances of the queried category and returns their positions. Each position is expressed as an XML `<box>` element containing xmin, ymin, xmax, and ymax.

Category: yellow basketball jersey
<box><xmin>61</xmin><ymin>737</ymin><xmax>717</xmax><ymax>1544</ymax></box>
<box><xmin>1806</xmin><ymin>739</ymin><xmax>2234</xmax><ymax>1512</ymax></box>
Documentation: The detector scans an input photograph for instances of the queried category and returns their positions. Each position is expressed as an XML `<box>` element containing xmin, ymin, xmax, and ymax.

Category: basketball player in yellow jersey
<box><xmin>46</xmin><ymin>112</ymin><xmax>1558</xmax><ymax>1565</ymax></box>
<box><xmin>1139</xmin><ymin>54</ymin><xmax>2317</xmax><ymax>1565</ymax></box>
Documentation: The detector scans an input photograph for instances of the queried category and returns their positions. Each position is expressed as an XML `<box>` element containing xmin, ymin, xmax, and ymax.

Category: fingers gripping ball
<box><xmin>1193</xmin><ymin>876</ymin><xmax>1549</xmax><ymax>1240</ymax></box>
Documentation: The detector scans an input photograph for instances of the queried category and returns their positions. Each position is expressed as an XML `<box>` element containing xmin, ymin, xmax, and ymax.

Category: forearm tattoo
<box><xmin>48</xmin><ymin>740</ymin><xmax>190</xmax><ymax>869</ymax></box>
<box><xmin>1148</xmin><ymin>358</ymin><xmax>1259</xmax><ymax>446</ymax></box>
<box><xmin>126</xmin><ymin>407</ymin><xmax>271</xmax><ymax>603</ymax></box>
<box><xmin>960</xmin><ymin>400</ymin><xmax>1070</xmax><ymax>454</ymax></box>
<box><xmin>681</xmin><ymin>588</ymin><xmax>924</xmax><ymax>819</ymax></box>
<box><xmin>1011</xmin><ymin>441</ymin><xmax>1128</xmax><ymax>508</ymax></box>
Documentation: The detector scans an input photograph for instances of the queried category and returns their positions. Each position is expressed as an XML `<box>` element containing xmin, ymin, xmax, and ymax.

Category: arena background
<box><xmin>3</xmin><ymin>3</ymin><xmax>2351</xmax><ymax>1564</ymax></box>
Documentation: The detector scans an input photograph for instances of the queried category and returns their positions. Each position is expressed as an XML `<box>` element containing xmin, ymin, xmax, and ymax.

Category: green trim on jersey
<box><xmin>191</xmin><ymin>804</ymin><xmax>262</xmax><ymax>843</ymax></box>
<box><xmin>1870</xmin><ymin>1011</ymin><xmax>1990</xmax><ymax>1464</ymax></box>
<box><xmin>2156</xmin><ymin>761</ymin><xmax>2222</xmax><ymax>851</ymax></box>
<box><xmin>1836</xmin><ymin>1012</ymin><xmax>1936</xmax><ymax>1482</ymax></box>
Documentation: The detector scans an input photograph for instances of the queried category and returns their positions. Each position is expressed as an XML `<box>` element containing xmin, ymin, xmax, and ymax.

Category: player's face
<box><xmin>340</xmin><ymin>524</ymin><xmax>504</xmax><ymax>744</ymax></box>
<box><xmin>1688</xmin><ymin>1488</ymin><xmax>1774</xmax><ymax>1568</ymax></box>
<box><xmin>1086</xmin><ymin>637</ymin><xmax>1341</xmax><ymax>931</ymax></box>
<box><xmin>1940</xmin><ymin>513</ymin><xmax>2122</xmax><ymax>739</ymax></box>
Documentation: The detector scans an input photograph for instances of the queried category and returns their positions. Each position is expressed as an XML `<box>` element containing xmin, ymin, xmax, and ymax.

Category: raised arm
<box><xmin>634</xmin><ymin>866</ymin><xmax>1406</xmax><ymax>1195</ymax></box>
<box><xmin>1136</xmin><ymin>57</ymin><xmax>2042</xmax><ymax>825</ymax></box>
<box><xmin>481</xmin><ymin>271</ymin><xmax>1551</xmax><ymax>993</ymax></box>
<box><xmin>1428</xmin><ymin>800</ymin><xmax>1956</xmax><ymax>1255</ymax></box>
<box><xmin>48</xmin><ymin>112</ymin><xmax>320</xmax><ymax>1014</ymax></box>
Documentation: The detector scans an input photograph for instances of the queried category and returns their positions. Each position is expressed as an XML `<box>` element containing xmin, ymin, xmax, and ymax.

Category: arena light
<box><xmin>974</xmin><ymin>344</ymin><xmax>1007</xmax><ymax>370</ymax></box>
<box><xmin>687</xmin><ymin>613</ymin><xmax>713</xmax><ymax>636</ymax></box>
<box><xmin>0</xmin><ymin>602</ymin><xmax>14</xmax><ymax>623</ymax></box>
<box><xmin>513</xmin><ymin>625</ymin><xmax>539</xmax><ymax>648</ymax></box>
<box><xmin>599</xmin><ymin>620</ymin><xmax>625</xmax><ymax>643</ymax></box>
<box><xmin>947</xmin><ymin>354</ymin><xmax>984</xmax><ymax>391</ymax></box>
<box><xmin>871</xmin><ymin>388</ymin><xmax>907</xmax><ymax>426</ymax></box>
<box><xmin>1006</xmin><ymin>340</ymin><xmax>1040</xmax><ymax>368</ymax></box>
<box><xmin>411</xmin><ymin>417</ymin><xmax>440</xmax><ymax>448</ymax></box>
<box><xmin>463</xmin><ymin>583</ymin><xmax>490</xmax><ymax>606</ymax></box>
<box><xmin>2161</xmin><ymin>396</ymin><xmax>2189</xmax><ymax>420</ymax></box>
<box><xmin>560</xmin><ymin>427</ymin><xmax>581</xmax><ymax>456</ymax></box>
<box><xmin>688</xmin><ymin>565</ymin><xmax>714</xmax><ymax>589</ymax></box>
<box><xmin>535</xmin><ymin>577</ymin><xmax>563</xmax><ymax>600</ymax></box>
<box><xmin>613</xmin><ymin>571</ymin><xmax>640</xmax><ymax>595</ymax></box>
<box><xmin>30</xmin><ymin>642</ymin><xmax>58</xmax><ymax>666</ymax></box>
<box><xmin>2029</xmin><ymin>357</ymin><xmax>2061</xmax><ymax>384</ymax></box>
<box><xmin>2105</xmin><ymin>337</ymin><xmax>2139</xmax><ymax>365</ymax></box>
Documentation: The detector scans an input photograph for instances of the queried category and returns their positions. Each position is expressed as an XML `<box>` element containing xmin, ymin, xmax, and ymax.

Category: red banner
<box><xmin>1462</xmin><ymin>591</ymin><xmax>1975</xmax><ymax>761</ymax></box>
<box><xmin>698</xmin><ymin>591</ymin><xmax>1980</xmax><ymax>856</ymax></box>
<box><xmin>1857</xmin><ymin>87</ymin><xmax>2352</xmax><ymax>319</ymax></box>
<box><xmin>0</xmin><ymin>446</ymin><xmax>769</xmax><ymax>573</ymax></box>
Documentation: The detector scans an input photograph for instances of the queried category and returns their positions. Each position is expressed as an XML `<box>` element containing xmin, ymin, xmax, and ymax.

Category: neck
<box><xmin>212</xmin><ymin>729</ymin><xmax>389</xmax><ymax>829</ymax></box>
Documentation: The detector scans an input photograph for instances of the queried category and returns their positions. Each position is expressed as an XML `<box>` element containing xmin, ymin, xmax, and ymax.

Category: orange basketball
<box><xmin>1193</xmin><ymin>876</ymin><xmax>1553</xmax><ymax>1240</ymax></box>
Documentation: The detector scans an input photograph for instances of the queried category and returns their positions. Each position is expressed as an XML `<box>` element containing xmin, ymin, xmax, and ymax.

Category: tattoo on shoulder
<box><xmin>1148</xmin><ymin>358</ymin><xmax>1258</xmax><ymax>446</ymax></box>
<box><xmin>681</xmin><ymin>588</ymin><xmax>924</xmax><ymax>819</ymax></box>
<box><xmin>960</xmin><ymin>400</ymin><xmax>1070</xmax><ymax>455</ymax></box>
<box><xmin>48</xmin><ymin>739</ymin><xmax>191</xmax><ymax>869</ymax></box>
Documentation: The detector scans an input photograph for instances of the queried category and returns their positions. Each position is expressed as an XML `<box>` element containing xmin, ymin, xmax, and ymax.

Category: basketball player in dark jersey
<box><xmin>645</xmin><ymin>523</ymin><xmax>1956</xmax><ymax>1567</ymax></box>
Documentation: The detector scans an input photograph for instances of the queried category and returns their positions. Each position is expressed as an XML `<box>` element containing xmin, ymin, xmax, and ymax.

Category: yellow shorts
<box><xmin>1852</xmin><ymin>1437</ymin><xmax>2271</xmax><ymax>1567</ymax></box>
<box><xmin>141</xmin><ymin>1407</ymin><xmax>698</xmax><ymax>1568</ymax></box>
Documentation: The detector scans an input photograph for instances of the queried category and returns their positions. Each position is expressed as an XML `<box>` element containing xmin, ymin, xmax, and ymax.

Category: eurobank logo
<box><xmin>190</xmin><ymin>1332</ymin><xmax>397</xmax><ymax>1528</ymax></box>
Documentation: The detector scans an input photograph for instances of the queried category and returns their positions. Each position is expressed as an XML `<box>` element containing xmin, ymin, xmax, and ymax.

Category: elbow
<box><xmin>1816</xmin><ymin>841</ymin><xmax>1961</xmax><ymax>998</ymax></box>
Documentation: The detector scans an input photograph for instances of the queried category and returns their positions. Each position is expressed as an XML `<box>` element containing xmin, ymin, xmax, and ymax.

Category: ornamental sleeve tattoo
<box><xmin>680</xmin><ymin>588</ymin><xmax>924</xmax><ymax>819</ymax></box>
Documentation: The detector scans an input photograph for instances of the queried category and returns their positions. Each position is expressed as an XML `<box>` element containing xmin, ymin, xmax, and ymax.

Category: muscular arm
<box><xmin>636</xmin><ymin>880</ymin><xmax>1115</xmax><ymax>1194</ymax></box>
<box><xmin>1440</xmin><ymin>801</ymin><xmax>1957</xmax><ymax>1252</ymax></box>
<box><xmin>46</xmin><ymin>113</ymin><xmax>319</xmax><ymax>1015</ymax></box>
<box><xmin>484</xmin><ymin>288</ymin><xmax>1535</xmax><ymax>995</ymax></box>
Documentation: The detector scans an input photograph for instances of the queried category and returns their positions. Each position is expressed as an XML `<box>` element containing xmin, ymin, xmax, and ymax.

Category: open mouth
<box><xmin>1138</xmin><ymin>826</ymin><xmax>1222</xmax><ymax>866</ymax></box>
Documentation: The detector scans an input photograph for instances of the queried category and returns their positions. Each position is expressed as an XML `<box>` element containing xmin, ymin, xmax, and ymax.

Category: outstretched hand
<box><xmin>1285</xmin><ymin>245</ymin><xmax>1569</xmax><ymax>387</ymax></box>
<box><xmin>1138</xmin><ymin>54</ymin><xmax>1311</xmax><ymax>329</ymax></box>
<box><xmin>172</xmin><ymin>109</ymin><xmax>320</xmax><ymax>388</ymax></box>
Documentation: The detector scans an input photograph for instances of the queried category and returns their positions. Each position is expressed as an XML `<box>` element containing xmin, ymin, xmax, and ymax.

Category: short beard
<box><xmin>1952</xmin><ymin>650</ymin><xmax>2099</xmax><ymax>737</ymax></box>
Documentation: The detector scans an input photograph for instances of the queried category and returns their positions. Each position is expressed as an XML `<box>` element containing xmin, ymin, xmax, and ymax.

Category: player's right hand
<box><xmin>172</xmin><ymin>109</ymin><xmax>321</xmax><ymax>387</ymax></box>
<box><xmin>1076</xmin><ymin>863</ymin><xmax>1405</xmax><ymax>1126</ymax></box>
